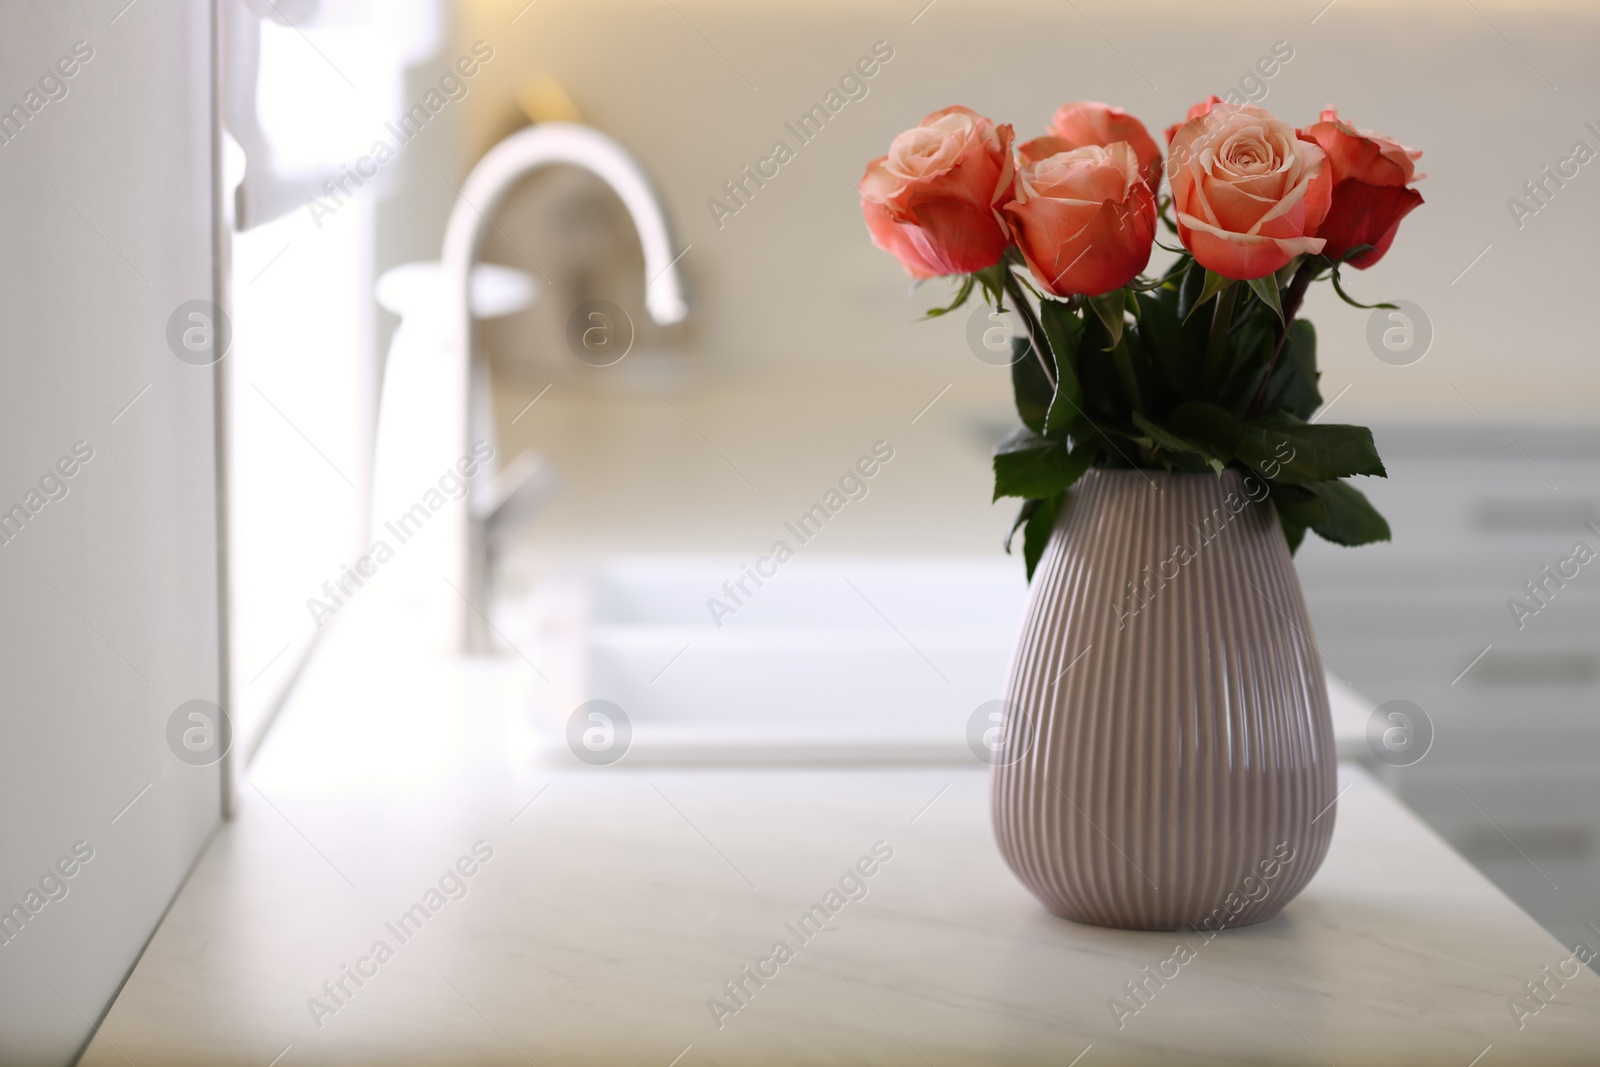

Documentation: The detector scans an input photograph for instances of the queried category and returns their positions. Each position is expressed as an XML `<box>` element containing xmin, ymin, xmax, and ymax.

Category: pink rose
<box><xmin>1003</xmin><ymin>138</ymin><xmax>1156</xmax><ymax>298</ymax></box>
<box><xmin>859</xmin><ymin>106</ymin><xmax>1015</xmax><ymax>276</ymax></box>
<box><xmin>1168</xmin><ymin>103</ymin><xmax>1331</xmax><ymax>280</ymax></box>
<box><xmin>1299</xmin><ymin>107</ymin><xmax>1424</xmax><ymax>268</ymax></box>
<box><xmin>1165</xmin><ymin>95</ymin><xmax>1223</xmax><ymax>146</ymax></box>
<box><xmin>860</xmin><ymin>199</ymin><xmax>941</xmax><ymax>279</ymax></box>
<box><xmin>1048</xmin><ymin>101</ymin><xmax>1163</xmax><ymax>189</ymax></box>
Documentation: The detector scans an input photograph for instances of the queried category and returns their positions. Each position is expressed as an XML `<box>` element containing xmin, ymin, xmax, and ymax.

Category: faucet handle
<box><xmin>375</xmin><ymin>261</ymin><xmax>538</xmax><ymax>322</ymax></box>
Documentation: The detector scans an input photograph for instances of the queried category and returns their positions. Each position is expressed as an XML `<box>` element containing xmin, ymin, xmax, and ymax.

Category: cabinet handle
<box><xmin>1473</xmin><ymin>498</ymin><xmax>1600</xmax><ymax>533</ymax></box>
<box><xmin>1468</xmin><ymin>649</ymin><xmax>1597</xmax><ymax>686</ymax></box>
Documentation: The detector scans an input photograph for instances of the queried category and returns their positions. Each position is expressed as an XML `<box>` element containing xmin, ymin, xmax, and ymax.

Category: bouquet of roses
<box><xmin>858</xmin><ymin>99</ymin><xmax>1423</xmax><ymax>576</ymax></box>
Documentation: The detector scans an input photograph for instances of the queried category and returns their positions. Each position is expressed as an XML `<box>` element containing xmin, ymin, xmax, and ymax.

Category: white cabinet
<box><xmin>0</xmin><ymin>5</ymin><xmax>222</xmax><ymax>1063</ymax></box>
<box><xmin>1298</xmin><ymin>424</ymin><xmax>1600</xmax><ymax>953</ymax></box>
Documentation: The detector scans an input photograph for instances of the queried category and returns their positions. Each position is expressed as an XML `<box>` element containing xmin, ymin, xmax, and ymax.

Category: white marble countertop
<box><xmin>83</xmin><ymin>617</ymin><xmax>1600</xmax><ymax>1066</ymax></box>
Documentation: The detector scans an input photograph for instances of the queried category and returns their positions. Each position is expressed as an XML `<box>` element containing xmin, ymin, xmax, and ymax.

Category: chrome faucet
<box><xmin>371</xmin><ymin>123</ymin><xmax>689</xmax><ymax>654</ymax></box>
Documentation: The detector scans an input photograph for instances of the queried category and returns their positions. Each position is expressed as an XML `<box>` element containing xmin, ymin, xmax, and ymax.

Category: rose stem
<box><xmin>1245</xmin><ymin>260</ymin><xmax>1318</xmax><ymax>419</ymax></box>
<box><xmin>1111</xmin><ymin>335</ymin><xmax>1156</xmax><ymax>464</ymax></box>
<box><xmin>1204</xmin><ymin>281</ymin><xmax>1240</xmax><ymax>393</ymax></box>
<box><xmin>1110</xmin><ymin>335</ymin><xmax>1144</xmax><ymax>417</ymax></box>
<box><xmin>1002</xmin><ymin>270</ymin><xmax>1057</xmax><ymax>393</ymax></box>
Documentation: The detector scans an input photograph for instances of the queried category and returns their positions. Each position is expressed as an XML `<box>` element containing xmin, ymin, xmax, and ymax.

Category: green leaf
<box><xmin>1065</xmin><ymin>425</ymin><xmax>1132</xmax><ymax>468</ymax></box>
<box><xmin>1175</xmin><ymin>256</ymin><xmax>1205</xmax><ymax>319</ymax></box>
<box><xmin>1269</xmin><ymin>482</ymin><xmax>1328</xmax><ymax>529</ymax></box>
<box><xmin>1245</xmin><ymin>411</ymin><xmax>1387</xmax><ymax>483</ymax></box>
<box><xmin>1306</xmin><ymin>479</ymin><xmax>1392</xmax><ymax>546</ymax></box>
<box><xmin>1131</xmin><ymin>412</ymin><xmax>1225</xmax><ymax>472</ymax></box>
<box><xmin>1021</xmin><ymin>493</ymin><xmax>1063</xmax><ymax>580</ymax></box>
<box><xmin>1001</xmin><ymin>479</ymin><xmax>1070</xmax><ymax>580</ymax></box>
<box><xmin>1004</xmin><ymin>497</ymin><xmax>1040</xmax><ymax>554</ymax></box>
<box><xmin>1246</xmin><ymin>272</ymin><xmax>1284</xmax><ymax>323</ymax></box>
<box><xmin>1087</xmin><ymin>289</ymin><xmax>1127</xmax><ymax>349</ymax></box>
<box><xmin>1009</xmin><ymin>333</ymin><xmax>1053</xmax><ymax>435</ymax></box>
<box><xmin>1257</xmin><ymin>483</ymin><xmax>1318</xmax><ymax>555</ymax></box>
<box><xmin>972</xmin><ymin>263</ymin><xmax>1007</xmax><ymax>307</ymax></box>
<box><xmin>1039</xmin><ymin>300</ymin><xmax>1085</xmax><ymax>438</ymax></box>
<box><xmin>1279</xmin><ymin>514</ymin><xmax>1308</xmax><ymax>554</ymax></box>
<box><xmin>1011</xmin><ymin>271</ymin><xmax>1045</xmax><ymax>303</ymax></box>
<box><xmin>1216</xmin><ymin>313</ymin><xmax>1276</xmax><ymax>410</ymax></box>
<box><xmin>1254</xmin><ymin>319</ymin><xmax>1322</xmax><ymax>420</ymax></box>
<box><xmin>993</xmin><ymin>429</ymin><xmax>1095</xmax><ymax>500</ymax></box>
<box><xmin>1164</xmin><ymin>405</ymin><xmax>1387</xmax><ymax>484</ymax></box>
<box><xmin>923</xmin><ymin>274</ymin><xmax>975</xmax><ymax>318</ymax></box>
<box><xmin>1133</xmin><ymin>288</ymin><xmax>1205</xmax><ymax>399</ymax></box>
<box><xmin>1074</xmin><ymin>311</ymin><xmax>1125</xmax><ymax>424</ymax></box>
<box><xmin>1165</xmin><ymin>401</ymin><xmax>1243</xmax><ymax>463</ymax></box>
<box><xmin>1183</xmin><ymin>270</ymin><xmax>1234</xmax><ymax>324</ymax></box>
<box><xmin>1269</xmin><ymin>482</ymin><xmax>1323</xmax><ymax>555</ymax></box>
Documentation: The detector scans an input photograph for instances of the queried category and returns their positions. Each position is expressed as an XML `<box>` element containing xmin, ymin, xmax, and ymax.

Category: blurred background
<box><xmin>2</xmin><ymin>0</ymin><xmax>1598</xmax><ymax>1061</ymax></box>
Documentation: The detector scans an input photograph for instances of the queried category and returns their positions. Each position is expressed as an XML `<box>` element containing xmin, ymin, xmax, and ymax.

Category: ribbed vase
<box><xmin>992</xmin><ymin>468</ymin><xmax>1336</xmax><ymax>930</ymax></box>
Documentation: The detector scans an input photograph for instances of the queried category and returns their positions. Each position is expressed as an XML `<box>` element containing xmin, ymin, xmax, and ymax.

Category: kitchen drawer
<box><xmin>1299</xmin><ymin>475</ymin><xmax>1600</xmax><ymax>559</ymax></box>
<box><xmin>1291</xmin><ymin>423</ymin><xmax>1600</xmax><ymax>560</ymax></box>
<box><xmin>1298</xmin><ymin>646</ymin><xmax>1600</xmax><ymax>742</ymax></box>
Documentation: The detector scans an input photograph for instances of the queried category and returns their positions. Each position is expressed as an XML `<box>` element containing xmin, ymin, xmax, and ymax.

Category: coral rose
<box><xmin>1165</xmin><ymin>95</ymin><xmax>1223</xmax><ymax>147</ymax></box>
<box><xmin>1168</xmin><ymin>103</ymin><xmax>1331</xmax><ymax>280</ymax></box>
<box><xmin>1048</xmin><ymin>101</ymin><xmax>1163</xmax><ymax>189</ymax></box>
<box><xmin>1299</xmin><ymin>107</ymin><xmax>1424</xmax><ymax>268</ymax></box>
<box><xmin>860</xmin><ymin>199</ymin><xmax>941</xmax><ymax>279</ymax></box>
<box><xmin>1003</xmin><ymin>139</ymin><xmax>1156</xmax><ymax>298</ymax></box>
<box><xmin>859</xmin><ymin>106</ymin><xmax>1015</xmax><ymax>277</ymax></box>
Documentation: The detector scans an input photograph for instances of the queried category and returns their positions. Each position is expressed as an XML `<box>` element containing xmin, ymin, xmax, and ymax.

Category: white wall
<box><xmin>458</xmin><ymin>0</ymin><xmax>1600</xmax><ymax>420</ymax></box>
<box><xmin>0</xmin><ymin>3</ymin><xmax>223</xmax><ymax>1063</ymax></box>
<box><xmin>229</xmin><ymin>186</ymin><xmax>374</xmax><ymax>761</ymax></box>
<box><xmin>224</xmin><ymin>0</ymin><xmax>454</xmax><ymax>761</ymax></box>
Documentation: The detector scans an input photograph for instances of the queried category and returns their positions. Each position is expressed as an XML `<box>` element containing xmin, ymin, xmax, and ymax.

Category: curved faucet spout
<box><xmin>441</xmin><ymin>122</ymin><xmax>689</xmax><ymax>328</ymax></box>
<box><xmin>411</xmin><ymin>123</ymin><xmax>686</xmax><ymax>652</ymax></box>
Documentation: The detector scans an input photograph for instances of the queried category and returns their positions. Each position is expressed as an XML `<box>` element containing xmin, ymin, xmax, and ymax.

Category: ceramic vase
<box><xmin>992</xmin><ymin>468</ymin><xmax>1337</xmax><ymax>930</ymax></box>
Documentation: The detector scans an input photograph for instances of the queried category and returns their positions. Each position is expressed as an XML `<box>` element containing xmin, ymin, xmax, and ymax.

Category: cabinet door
<box><xmin>0</xmin><ymin>3</ymin><xmax>223</xmax><ymax>1063</ymax></box>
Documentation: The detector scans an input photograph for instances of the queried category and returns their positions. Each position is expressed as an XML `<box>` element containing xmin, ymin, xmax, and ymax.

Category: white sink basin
<box><xmin>505</xmin><ymin>554</ymin><xmax>1372</xmax><ymax>766</ymax></box>
<box><xmin>514</xmin><ymin>556</ymin><xmax>1028</xmax><ymax>763</ymax></box>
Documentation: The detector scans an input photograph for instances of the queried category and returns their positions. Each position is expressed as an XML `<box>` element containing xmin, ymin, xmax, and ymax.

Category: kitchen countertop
<box><xmin>82</xmin><ymin>611</ymin><xmax>1600</xmax><ymax>1066</ymax></box>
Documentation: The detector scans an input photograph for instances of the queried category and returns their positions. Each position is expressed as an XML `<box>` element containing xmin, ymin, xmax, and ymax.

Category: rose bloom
<box><xmin>1168</xmin><ymin>103</ymin><xmax>1331</xmax><ymax>280</ymax></box>
<box><xmin>859</xmin><ymin>106</ymin><xmax>1015</xmax><ymax>277</ymax></box>
<box><xmin>1048</xmin><ymin>101</ymin><xmax>1163</xmax><ymax>189</ymax></box>
<box><xmin>1299</xmin><ymin>107</ymin><xmax>1423</xmax><ymax>268</ymax></box>
<box><xmin>1165</xmin><ymin>95</ymin><xmax>1223</xmax><ymax>146</ymax></box>
<box><xmin>1002</xmin><ymin>138</ymin><xmax>1156</xmax><ymax>298</ymax></box>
